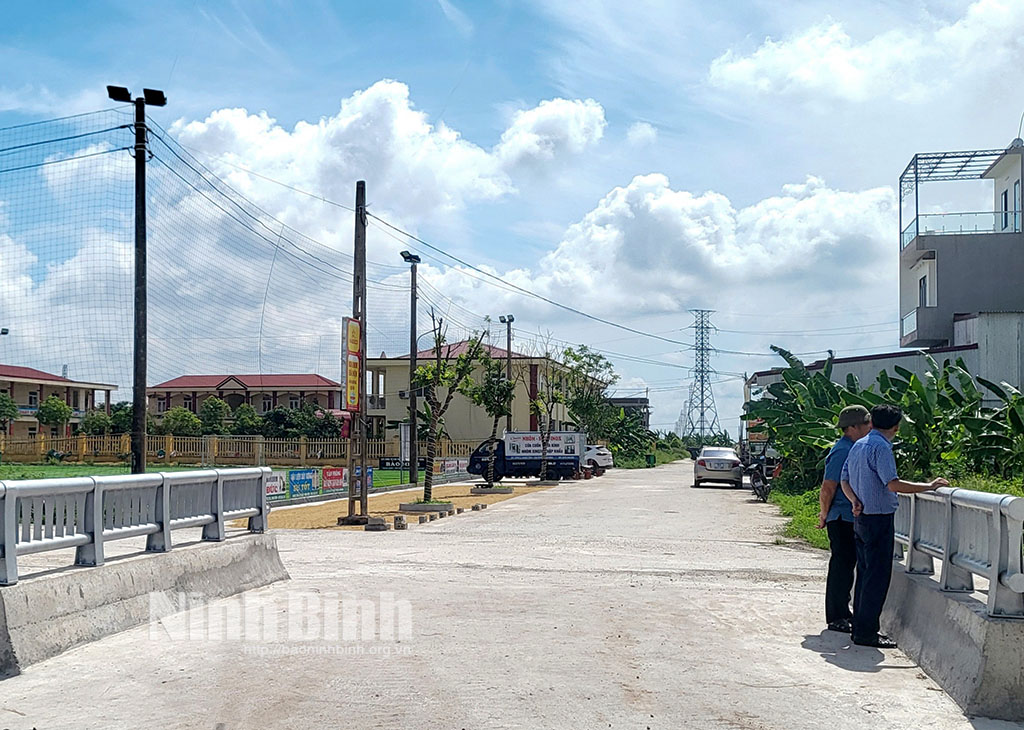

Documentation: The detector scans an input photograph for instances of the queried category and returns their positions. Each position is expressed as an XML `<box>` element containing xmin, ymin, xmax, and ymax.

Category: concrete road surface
<box><xmin>2</xmin><ymin>462</ymin><xmax>1019</xmax><ymax>729</ymax></box>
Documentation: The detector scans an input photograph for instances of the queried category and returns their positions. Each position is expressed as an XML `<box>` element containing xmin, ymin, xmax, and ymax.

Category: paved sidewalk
<box><xmin>1</xmin><ymin>462</ymin><xmax>1018</xmax><ymax>729</ymax></box>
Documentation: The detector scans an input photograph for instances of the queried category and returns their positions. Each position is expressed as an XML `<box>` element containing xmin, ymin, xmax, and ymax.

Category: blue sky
<box><xmin>3</xmin><ymin>0</ymin><xmax>1023</xmax><ymax>432</ymax></box>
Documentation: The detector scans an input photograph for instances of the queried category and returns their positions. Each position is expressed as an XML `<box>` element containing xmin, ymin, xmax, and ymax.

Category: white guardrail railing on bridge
<box><xmin>894</xmin><ymin>487</ymin><xmax>1024</xmax><ymax>617</ymax></box>
<box><xmin>0</xmin><ymin>467</ymin><xmax>269</xmax><ymax>585</ymax></box>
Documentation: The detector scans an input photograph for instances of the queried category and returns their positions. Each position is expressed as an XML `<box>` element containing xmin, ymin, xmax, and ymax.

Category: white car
<box><xmin>584</xmin><ymin>445</ymin><xmax>613</xmax><ymax>469</ymax></box>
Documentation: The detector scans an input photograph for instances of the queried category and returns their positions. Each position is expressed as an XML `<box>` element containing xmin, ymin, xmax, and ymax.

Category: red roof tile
<box><xmin>0</xmin><ymin>364</ymin><xmax>70</xmax><ymax>382</ymax></box>
<box><xmin>150</xmin><ymin>374</ymin><xmax>340</xmax><ymax>389</ymax></box>
<box><xmin>407</xmin><ymin>341</ymin><xmax>530</xmax><ymax>360</ymax></box>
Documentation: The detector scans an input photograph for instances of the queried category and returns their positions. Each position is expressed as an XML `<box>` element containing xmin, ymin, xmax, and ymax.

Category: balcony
<box><xmin>900</xmin><ymin>305</ymin><xmax>946</xmax><ymax>348</ymax></box>
<box><xmin>901</xmin><ymin>211</ymin><xmax>1022</xmax><ymax>249</ymax></box>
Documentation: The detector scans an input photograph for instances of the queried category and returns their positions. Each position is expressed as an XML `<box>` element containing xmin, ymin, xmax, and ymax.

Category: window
<box><xmin>918</xmin><ymin>275</ymin><xmax>928</xmax><ymax>308</ymax></box>
<box><xmin>184</xmin><ymin>395</ymin><xmax>194</xmax><ymax>412</ymax></box>
<box><xmin>72</xmin><ymin>391</ymin><xmax>80</xmax><ymax>409</ymax></box>
<box><xmin>157</xmin><ymin>396</ymin><xmax>167</xmax><ymax>413</ymax></box>
<box><xmin>289</xmin><ymin>395</ymin><xmax>300</xmax><ymax>409</ymax></box>
<box><xmin>28</xmin><ymin>391</ymin><xmax>38</xmax><ymax>407</ymax></box>
<box><xmin>1002</xmin><ymin>189</ymin><xmax>1009</xmax><ymax>230</ymax></box>
<box><xmin>1015</xmin><ymin>181</ymin><xmax>1021</xmax><ymax>232</ymax></box>
<box><xmin>263</xmin><ymin>396</ymin><xmax>272</xmax><ymax>412</ymax></box>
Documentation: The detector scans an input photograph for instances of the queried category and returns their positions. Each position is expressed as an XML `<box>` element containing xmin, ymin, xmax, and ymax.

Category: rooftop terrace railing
<box><xmin>0</xmin><ymin>467</ymin><xmax>269</xmax><ymax>585</ymax></box>
<box><xmin>901</xmin><ymin>211</ymin><xmax>1023</xmax><ymax>249</ymax></box>
<box><xmin>894</xmin><ymin>487</ymin><xmax>1024</xmax><ymax>617</ymax></box>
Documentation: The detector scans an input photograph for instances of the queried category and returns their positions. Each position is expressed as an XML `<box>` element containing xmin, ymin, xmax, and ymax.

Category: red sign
<box><xmin>322</xmin><ymin>467</ymin><xmax>348</xmax><ymax>492</ymax></box>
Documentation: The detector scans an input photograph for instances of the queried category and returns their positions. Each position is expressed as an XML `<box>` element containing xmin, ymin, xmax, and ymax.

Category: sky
<box><xmin>3</xmin><ymin>0</ymin><xmax>1024</xmax><ymax>435</ymax></box>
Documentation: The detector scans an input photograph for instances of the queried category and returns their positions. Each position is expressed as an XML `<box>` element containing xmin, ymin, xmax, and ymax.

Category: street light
<box><xmin>107</xmin><ymin>84</ymin><xmax>167</xmax><ymax>475</ymax></box>
<box><xmin>401</xmin><ymin>250</ymin><xmax>422</xmax><ymax>486</ymax></box>
<box><xmin>499</xmin><ymin>314</ymin><xmax>514</xmax><ymax>432</ymax></box>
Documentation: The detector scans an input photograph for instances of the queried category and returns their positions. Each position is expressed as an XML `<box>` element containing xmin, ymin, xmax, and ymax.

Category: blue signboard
<box><xmin>288</xmin><ymin>468</ymin><xmax>319</xmax><ymax>497</ymax></box>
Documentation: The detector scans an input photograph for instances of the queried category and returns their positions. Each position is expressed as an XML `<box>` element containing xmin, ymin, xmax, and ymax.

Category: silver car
<box><xmin>693</xmin><ymin>447</ymin><xmax>743</xmax><ymax>488</ymax></box>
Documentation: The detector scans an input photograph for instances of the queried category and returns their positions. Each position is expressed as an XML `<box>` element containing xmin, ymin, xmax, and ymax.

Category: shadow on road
<box><xmin>801</xmin><ymin>631</ymin><xmax>913</xmax><ymax>673</ymax></box>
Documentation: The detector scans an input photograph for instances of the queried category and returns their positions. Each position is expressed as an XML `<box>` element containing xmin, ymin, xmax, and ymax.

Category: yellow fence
<box><xmin>0</xmin><ymin>434</ymin><xmax>482</xmax><ymax>468</ymax></box>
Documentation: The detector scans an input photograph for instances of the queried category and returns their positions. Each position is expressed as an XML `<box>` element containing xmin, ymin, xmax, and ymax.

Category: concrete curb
<box><xmin>0</xmin><ymin>533</ymin><xmax>289</xmax><ymax>678</ymax></box>
<box><xmin>882</xmin><ymin>567</ymin><xmax>1024</xmax><ymax>720</ymax></box>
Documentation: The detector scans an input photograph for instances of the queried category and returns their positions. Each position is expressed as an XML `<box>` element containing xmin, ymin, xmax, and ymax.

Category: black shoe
<box><xmin>853</xmin><ymin>634</ymin><xmax>897</xmax><ymax>648</ymax></box>
<box><xmin>826</xmin><ymin>619</ymin><xmax>852</xmax><ymax>633</ymax></box>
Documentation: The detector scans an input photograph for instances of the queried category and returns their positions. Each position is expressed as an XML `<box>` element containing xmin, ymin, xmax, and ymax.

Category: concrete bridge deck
<box><xmin>1</xmin><ymin>461</ymin><xmax>1018</xmax><ymax>729</ymax></box>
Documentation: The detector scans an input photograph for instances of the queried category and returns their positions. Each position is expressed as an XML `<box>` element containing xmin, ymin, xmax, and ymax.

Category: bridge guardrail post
<box><xmin>0</xmin><ymin>482</ymin><xmax>17</xmax><ymax>585</ymax></box>
<box><xmin>249</xmin><ymin>467</ymin><xmax>270</xmax><ymax>533</ymax></box>
<box><xmin>939</xmin><ymin>489</ymin><xmax>973</xmax><ymax>592</ymax></box>
<box><xmin>989</xmin><ymin>496</ymin><xmax>1024</xmax><ymax>617</ymax></box>
<box><xmin>74</xmin><ymin>478</ymin><xmax>104</xmax><ymax>567</ymax></box>
<box><xmin>146</xmin><ymin>473</ymin><xmax>172</xmax><ymax>552</ymax></box>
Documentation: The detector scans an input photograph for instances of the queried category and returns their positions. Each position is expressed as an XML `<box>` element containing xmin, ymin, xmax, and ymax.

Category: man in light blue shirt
<box><xmin>817</xmin><ymin>405</ymin><xmax>872</xmax><ymax>634</ymax></box>
<box><xmin>840</xmin><ymin>404</ymin><xmax>947</xmax><ymax>648</ymax></box>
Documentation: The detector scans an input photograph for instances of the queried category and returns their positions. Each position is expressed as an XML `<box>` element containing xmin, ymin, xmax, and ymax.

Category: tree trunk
<box><xmin>486</xmin><ymin>416</ymin><xmax>500</xmax><ymax>486</ymax></box>
<box><xmin>423</xmin><ymin>413</ymin><xmax>438</xmax><ymax>501</ymax></box>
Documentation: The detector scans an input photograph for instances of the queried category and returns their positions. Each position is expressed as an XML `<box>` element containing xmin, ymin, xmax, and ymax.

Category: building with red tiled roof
<box><xmin>147</xmin><ymin>373</ymin><xmax>342</xmax><ymax>420</ymax></box>
<box><xmin>0</xmin><ymin>363</ymin><xmax>118</xmax><ymax>440</ymax></box>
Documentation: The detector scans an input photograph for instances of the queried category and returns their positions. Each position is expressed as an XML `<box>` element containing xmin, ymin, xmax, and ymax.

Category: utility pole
<box><xmin>345</xmin><ymin>181</ymin><xmax>369</xmax><ymax>522</ymax></box>
<box><xmin>500</xmin><ymin>314</ymin><xmax>514</xmax><ymax>432</ymax></box>
<box><xmin>401</xmin><ymin>251</ymin><xmax>421</xmax><ymax>487</ymax></box>
<box><xmin>107</xmin><ymin>85</ymin><xmax>166</xmax><ymax>474</ymax></box>
<box><xmin>683</xmin><ymin>309</ymin><xmax>720</xmax><ymax>440</ymax></box>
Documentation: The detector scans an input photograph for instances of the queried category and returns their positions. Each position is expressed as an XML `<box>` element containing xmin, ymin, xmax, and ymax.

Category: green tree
<box><xmin>78</xmin><ymin>409</ymin><xmax>112</xmax><ymax>435</ymax></box>
<box><xmin>199</xmin><ymin>396</ymin><xmax>231</xmax><ymax>435</ymax></box>
<box><xmin>0</xmin><ymin>392</ymin><xmax>18</xmax><ymax>433</ymax></box>
<box><xmin>232</xmin><ymin>403</ymin><xmax>264</xmax><ymax>435</ymax></box>
<box><xmin>109</xmin><ymin>401</ymin><xmax>133</xmax><ymax>434</ymax></box>
<box><xmin>161</xmin><ymin>406</ymin><xmax>202</xmax><ymax>436</ymax></box>
<box><xmin>465</xmin><ymin>352</ymin><xmax>517</xmax><ymax>485</ymax></box>
<box><xmin>36</xmin><ymin>395</ymin><xmax>73</xmax><ymax>435</ymax></box>
<box><xmin>412</xmin><ymin>311</ymin><xmax>484</xmax><ymax>501</ymax></box>
<box><xmin>562</xmin><ymin>345</ymin><xmax>619</xmax><ymax>439</ymax></box>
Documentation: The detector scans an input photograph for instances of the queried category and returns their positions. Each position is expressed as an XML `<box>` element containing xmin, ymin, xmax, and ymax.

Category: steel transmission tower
<box><xmin>683</xmin><ymin>309</ymin><xmax>721</xmax><ymax>439</ymax></box>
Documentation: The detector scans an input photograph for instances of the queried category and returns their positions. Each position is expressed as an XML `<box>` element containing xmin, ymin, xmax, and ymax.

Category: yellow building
<box><xmin>366</xmin><ymin>341</ymin><xmax>572</xmax><ymax>442</ymax></box>
<box><xmin>0</xmin><ymin>364</ymin><xmax>116</xmax><ymax>439</ymax></box>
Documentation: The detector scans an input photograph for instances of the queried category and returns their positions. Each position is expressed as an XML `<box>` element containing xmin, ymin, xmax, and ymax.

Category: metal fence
<box><xmin>894</xmin><ymin>487</ymin><xmax>1024</xmax><ymax>617</ymax></box>
<box><xmin>0</xmin><ymin>467</ymin><xmax>269</xmax><ymax>585</ymax></box>
<box><xmin>0</xmin><ymin>434</ymin><xmax>482</xmax><ymax>467</ymax></box>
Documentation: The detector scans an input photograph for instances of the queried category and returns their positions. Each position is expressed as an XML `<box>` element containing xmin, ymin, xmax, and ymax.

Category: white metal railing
<box><xmin>900</xmin><ymin>309</ymin><xmax>918</xmax><ymax>338</ymax></box>
<box><xmin>894</xmin><ymin>487</ymin><xmax>1024</xmax><ymax>617</ymax></box>
<box><xmin>0</xmin><ymin>467</ymin><xmax>270</xmax><ymax>585</ymax></box>
<box><xmin>902</xmin><ymin>211</ymin><xmax>1023</xmax><ymax>249</ymax></box>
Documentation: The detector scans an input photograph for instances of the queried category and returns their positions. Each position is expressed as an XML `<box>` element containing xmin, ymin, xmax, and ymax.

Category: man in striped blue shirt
<box><xmin>841</xmin><ymin>404</ymin><xmax>947</xmax><ymax>648</ymax></box>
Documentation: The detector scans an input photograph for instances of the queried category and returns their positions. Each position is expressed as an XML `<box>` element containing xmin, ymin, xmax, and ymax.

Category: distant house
<box><xmin>0</xmin><ymin>363</ymin><xmax>117</xmax><ymax>439</ymax></box>
<box><xmin>608</xmin><ymin>396</ymin><xmax>651</xmax><ymax>429</ymax></box>
<box><xmin>146</xmin><ymin>374</ymin><xmax>343</xmax><ymax>421</ymax></box>
<box><xmin>366</xmin><ymin>341</ymin><xmax>573</xmax><ymax>441</ymax></box>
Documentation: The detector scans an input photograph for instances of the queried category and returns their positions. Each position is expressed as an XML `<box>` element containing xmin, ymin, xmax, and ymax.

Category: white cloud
<box><xmin>424</xmin><ymin>173</ymin><xmax>895</xmax><ymax>320</ymax></box>
<box><xmin>494</xmin><ymin>98</ymin><xmax>606</xmax><ymax>169</ymax></box>
<box><xmin>708</xmin><ymin>0</ymin><xmax>1024</xmax><ymax>102</ymax></box>
<box><xmin>626</xmin><ymin>121</ymin><xmax>657</xmax><ymax>147</ymax></box>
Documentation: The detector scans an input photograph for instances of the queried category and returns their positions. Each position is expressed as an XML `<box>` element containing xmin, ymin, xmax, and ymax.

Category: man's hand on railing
<box><xmin>930</xmin><ymin>477</ymin><xmax>950</xmax><ymax>490</ymax></box>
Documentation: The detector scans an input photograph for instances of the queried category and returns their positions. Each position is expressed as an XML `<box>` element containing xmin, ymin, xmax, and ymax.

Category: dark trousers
<box><xmin>852</xmin><ymin>513</ymin><xmax>895</xmax><ymax>642</ymax></box>
<box><xmin>825</xmin><ymin>519</ymin><xmax>856</xmax><ymax>624</ymax></box>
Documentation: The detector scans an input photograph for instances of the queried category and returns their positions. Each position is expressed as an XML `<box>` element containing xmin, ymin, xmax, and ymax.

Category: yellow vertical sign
<box><xmin>344</xmin><ymin>318</ymin><xmax>361</xmax><ymax>411</ymax></box>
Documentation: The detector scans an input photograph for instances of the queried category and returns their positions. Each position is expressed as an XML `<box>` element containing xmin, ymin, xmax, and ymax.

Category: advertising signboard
<box><xmin>287</xmin><ymin>468</ymin><xmax>319</xmax><ymax>497</ymax></box>
<box><xmin>322</xmin><ymin>466</ymin><xmax>348</xmax><ymax>492</ymax></box>
<box><xmin>354</xmin><ymin>466</ymin><xmax>374</xmax><ymax>490</ymax></box>
<box><xmin>344</xmin><ymin>317</ymin><xmax>361</xmax><ymax>412</ymax></box>
<box><xmin>505</xmin><ymin>431</ymin><xmax>584</xmax><ymax>457</ymax></box>
<box><xmin>265</xmin><ymin>471</ymin><xmax>287</xmax><ymax>499</ymax></box>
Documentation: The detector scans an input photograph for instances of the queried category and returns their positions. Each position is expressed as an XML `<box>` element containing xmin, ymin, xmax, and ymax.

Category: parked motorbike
<box><xmin>745</xmin><ymin>454</ymin><xmax>772</xmax><ymax>502</ymax></box>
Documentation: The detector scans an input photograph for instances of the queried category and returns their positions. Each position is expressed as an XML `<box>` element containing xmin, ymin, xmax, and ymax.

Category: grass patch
<box><xmin>770</xmin><ymin>489</ymin><xmax>830</xmax><ymax>550</ymax></box>
<box><xmin>617</xmin><ymin>447</ymin><xmax>690</xmax><ymax>470</ymax></box>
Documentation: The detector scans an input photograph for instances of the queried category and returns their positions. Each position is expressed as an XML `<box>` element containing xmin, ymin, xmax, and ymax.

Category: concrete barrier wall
<box><xmin>883</xmin><ymin>568</ymin><xmax>1024</xmax><ymax>721</ymax></box>
<box><xmin>0</xmin><ymin>533</ymin><xmax>288</xmax><ymax>678</ymax></box>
